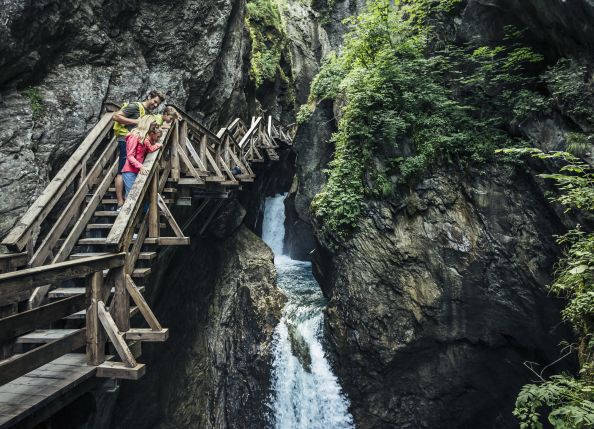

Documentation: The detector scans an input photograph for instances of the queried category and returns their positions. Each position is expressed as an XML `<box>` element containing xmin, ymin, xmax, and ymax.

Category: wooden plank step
<box><xmin>96</xmin><ymin>361</ymin><xmax>145</xmax><ymax>380</ymax></box>
<box><xmin>16</xmin><ymin>329</ymin><xmax>80</xmax><ymax>344</ymax></box>
<box><xmin>124</xmin><ymin>328</ymin><xmax>169</xmax><ymax>342</ymax></box>
<box><xmin>49</xmin><ymin>284</ymin><xmax>145</xmax><ymax>299</ymax></box>
<box><xmin>0</xmin><ymin>353</ymin><xmax>104</xmax><ymax>428</ymax></box>
<box><xmin>204</xmin><ymin>176</ymin><xmax>226</xmax><ymax>182</ymax></box>
<box><xmin>86</xmin><ymin>224</ymin><xmax>113</xmax><ymax>230</ymax></box>
<box><xmin>69</xmin><ymin>252</ymin><xmax>108</xmax><ymax>259</ymax></box>
<box><xmin>64</xmin><ymin>306</ymin><xmax>139</xmax><ymax>320</ymax></box>
<box><xmin>163</xmin><ymin>188</ymin><xmax>178</xmax><ymax>193</ymax></box>
<box><xmin>94</xmin><ymin>211</ymin><xmax>119</xmax><ymax>217</ymax></box>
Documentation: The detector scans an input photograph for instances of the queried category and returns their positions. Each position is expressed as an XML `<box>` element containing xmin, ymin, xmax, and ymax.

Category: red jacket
<box><xmin>122</xmin><ymin>134</ymin><xmax>161</xmax><ymax>174</ymax></box>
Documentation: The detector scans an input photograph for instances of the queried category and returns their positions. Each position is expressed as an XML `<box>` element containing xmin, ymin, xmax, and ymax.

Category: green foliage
<box><xmin>565</xmin><ymin>133</ymin><xmax>591</xmax><ymax>158</ymax></box>
<box><xmin>246</xmin><ymin>0</ymin><xmax>288</xmax><ymax>87</ymax></box>
<box><xmin>498</xmin><ymin>148</ymin><xmax>594</xmax><ymax>428</ymax></box>
<box><xmin>514</xmin><ymin>375</ymin><xmax>594</xmax><ymax>429</ymax></box>
<box><xmin>308</xmin><ymin>53</ymin><xmax>345</xmax><ymax>102</ymax></box>
<box><xmin>23</xmin><ymin>87</ymin><xmax>44</xmax><ymax>120</ymax></box>
<box><xmin>544</xmin><ymin>59</ymin><xmax>594</xmax><ymax>127</ymax></box>
<box><xmin>309</xmin><ymin>0</ymin><xmax>545</xmax><ymax>238</ymax></box>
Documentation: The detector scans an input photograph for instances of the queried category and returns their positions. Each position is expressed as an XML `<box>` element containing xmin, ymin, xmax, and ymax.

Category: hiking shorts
<box><xmin>122</xmin><ymin>172</ymin><xmax>137</xmax><ymax>197</ymax></box>
<box><xmin>117</xmin><ymin>138</ymin><xmax>127</xmax><ymax>174</ymax></box>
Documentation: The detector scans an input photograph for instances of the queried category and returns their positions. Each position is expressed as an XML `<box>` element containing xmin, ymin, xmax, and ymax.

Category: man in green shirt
<box><xmin>112</xmin><ymin>90</ymin><xmax>165</xmax><ymax>209</ymax></box>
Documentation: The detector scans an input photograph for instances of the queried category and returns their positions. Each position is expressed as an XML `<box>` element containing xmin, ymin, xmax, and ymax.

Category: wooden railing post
<box><xmin>112</xmin><ymin>265</ymin><xmax>129</xmax><ymax>332</ymax></box>
<box><xmin>148</xmin><ymin>172</ymin><xmax>159</xmax><ymax>238</ymax></box>
<box><xmin>200</xmin><ymin>134</ymin><xmax>208</xmax><ymax>172</ymax></box>
<box><xmin>86</xmin><ymin>271</ymin><xmax>105</xmax><ymax>366</ymax></box>
<box><xmin>171</xmin><ymin>121</ymin><xmax>180</xmax><ymax>181</ymax></box>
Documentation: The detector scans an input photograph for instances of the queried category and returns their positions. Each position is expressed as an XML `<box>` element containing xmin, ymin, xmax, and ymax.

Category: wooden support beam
<box><xmin>148</xmin><ymin>172</ymin><xmax>159</xmax><ymax>238</ymax></box>
<box><xmin>177</xmin><ymin>143</ymin><xmax>206</xmax><ymax>184</ymax></box>
<box><xmin>185</xmin><ymin>136</ymin><xmax>209</xmax><ymax>172</ymax></box>
<box><xmin>97</xmin><ymin>301</ymin><xmax>137</xmax><ymax>367</ymax></box>
<box><xmin>157</xmin><ymin>237</ymin><xmax>190</xmax><ymax>246</ymax></box>
<box><xmin>171</xmin><ymin>121</ymin><xmax>180</xmax><ymax>181</ymax></box>
<box><xmin>111</xmin><ymin>266</ymin><xmax>129</xmax><ymax>333</ymax></box>
<box><xmin>125</xmin><ymin>275</ymin><xmax>162</xmax><ymax>331</ymax></box>
<box><xmin>86</xmin><ymin>272</ymin><xmax>105</xmax><ymax>366</ymax></box>
<box><xmin>96</xmin><ymin>361</ymin><xmax>145</xmax><ymax>380</ymax></box>
<box><xmin>158</xmin><ymin>194</ymin><xmax>184</xmax><ymax>238</ymax></box>
<box><xmin>200</xmin><ymin>134</ymin><xmax>208</xmax><ymax>170</ymax></box>
<box><xmin>124</xmin><ymin>328</ymin><xmax>169</xmax><ymax>342</ymax></box>
<box><xmin>204</xmin><ymin>147</ymin><xmax>225</xmax><ymax>178</ymax></box>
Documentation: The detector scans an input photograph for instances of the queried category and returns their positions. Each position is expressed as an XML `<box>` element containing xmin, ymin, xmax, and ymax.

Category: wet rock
<box><xmin>114</xmin><ymin>224</ymin><xmax>286</xmax><ymax>429</ymax></box>
<box><xmin>286</xmin><ymin>319</ymin><xmax>312</xmax><ymax>373</ymax></box>
<box><xmin>315</xmin><ymin>166</ymin><xmax>574</xmax><ymax>429</ymax></box>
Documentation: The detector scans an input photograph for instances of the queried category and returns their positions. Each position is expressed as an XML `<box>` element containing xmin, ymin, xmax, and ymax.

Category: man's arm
<box><xmin>113</xmin><ymin>103</ymin><xmax>140</xmax><ymax>126</ymax></box>
<box><xmin>113</xmin><ymin>110</ymin><xmax>140</xmax><ymax>126</ymax></box>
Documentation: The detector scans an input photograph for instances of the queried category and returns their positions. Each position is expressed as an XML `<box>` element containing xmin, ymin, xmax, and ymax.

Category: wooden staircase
<box><xmin>0</xmin><ymin>104</ymin><xmax>294</xmax><ymax>428</ymax></box>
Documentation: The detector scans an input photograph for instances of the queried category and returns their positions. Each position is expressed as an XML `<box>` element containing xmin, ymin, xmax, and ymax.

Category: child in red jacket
<box><xmin>121</xmin><ymin>116</ymin><xmax>163</xmax><ymax>197</ymax></box>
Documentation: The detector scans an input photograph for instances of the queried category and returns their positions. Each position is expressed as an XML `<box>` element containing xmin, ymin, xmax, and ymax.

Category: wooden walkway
<box><xmin>0</xmin><ymin>105</ymin><xmax>294</xmax><ymax>427</ymax></box>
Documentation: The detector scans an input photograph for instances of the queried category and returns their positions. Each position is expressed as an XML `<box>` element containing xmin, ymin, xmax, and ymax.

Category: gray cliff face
<box><xmin>289</xmin><ymin>1</ymin><xmax>594</xmax><ymax>428</ymax></box>
<box><xmin>313</xmin><ymin>166</ymin><xmax>572</xmax><ymax>428</ymax></box>
<box><xmin>114</xmin><ymin>219</ymin><xmax>285</xmax><ymax>429</ymax></box>
<box><xmin>0</xmin><ymin>0</ymin><xmax>249</xmax><ymax>239</ymax></box>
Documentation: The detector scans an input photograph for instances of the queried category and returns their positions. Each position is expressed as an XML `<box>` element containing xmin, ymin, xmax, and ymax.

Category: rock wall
<box><xmin>0</xmin><ymin>0</ymin><xmax>250</xmax><ymax>239</ymax></box>
<box><xmin>112</xmin><ymin>220</ymin><xmax>284</xmax><ymax>429</ymax></box>
<box><xmin>289</xmin><ymin>0</ymin><xmax>594</xmax><ymax>427</ymax></box>
<box><xmin>313</xmin><ymin>166</ymin><xmax>573</xmax><ymax>428</ymax></box>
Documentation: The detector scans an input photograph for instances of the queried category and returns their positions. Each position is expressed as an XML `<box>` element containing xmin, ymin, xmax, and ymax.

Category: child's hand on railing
<box><xmin>139</xmin><ymin>167</ymin><xmax>149</xmax><ymax>175</ymax></box>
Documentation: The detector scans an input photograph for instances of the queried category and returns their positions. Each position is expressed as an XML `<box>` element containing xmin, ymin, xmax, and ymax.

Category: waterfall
<box><xmin>263</xmin><ymin>194</ymin><xmax>355</xmax><ymax>429</ymax></box>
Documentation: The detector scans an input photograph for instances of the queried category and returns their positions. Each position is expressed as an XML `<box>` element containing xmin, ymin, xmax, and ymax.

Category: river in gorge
<box><xmin>262</xmin><ymin>193</ymin><xmax>355</xmax><ymax>429</ymax></box>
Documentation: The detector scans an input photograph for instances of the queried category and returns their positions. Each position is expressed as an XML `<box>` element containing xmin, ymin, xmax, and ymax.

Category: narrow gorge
<box><xmin>0</xmin><ymin>1</ymin><xmax>593</xmax><ymax>429</ymax></box>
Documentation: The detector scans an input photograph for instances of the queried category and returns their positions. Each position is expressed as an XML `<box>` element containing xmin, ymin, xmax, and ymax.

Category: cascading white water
<box><xmin>263</xmin><ymin>193</ymin><xmax>355</xmax><ymax>429</ymax></box>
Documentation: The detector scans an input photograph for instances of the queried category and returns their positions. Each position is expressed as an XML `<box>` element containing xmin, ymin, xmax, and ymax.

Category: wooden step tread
<box><xmin>65</xmin><ymin>306</ymin><xmax>139</xmax><ymax>320</ymax></box>
<box><xmin>86</xmin><ymin>224</ymin><xmax>113</xmax><ymax>230</ymax></box>
<box><xmin>94</xmin><ymin>211</ymin><xmax>119</xmax><ymax>217</ymax></box>
<box><xmin>16</xmin><ymin>329</ymin><xmax>80</xmax><ymax>344</ymax></box>
<box><xmin>49</xmin><ymin>284</ymin><xmax>145</xmax><ymax>298</ymax></box>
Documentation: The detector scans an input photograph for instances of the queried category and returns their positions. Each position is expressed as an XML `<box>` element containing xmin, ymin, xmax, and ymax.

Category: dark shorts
<box><xmin>117</xmin><ymin>138</ymin><xmax>127</xmax><ymax>174</ymax></box>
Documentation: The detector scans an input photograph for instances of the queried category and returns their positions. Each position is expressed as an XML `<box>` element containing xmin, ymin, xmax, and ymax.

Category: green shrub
<box><xmin>308</xmin><ymin>0</ymin><xmax>545</xmax><ymax>238</ymax></box>
<box><xmin>545</xmin><ymin>59</ymin><xmax>594</xmax><ymax>127</ymax></box>
<box><xmin>566</xmin><ymin>132</ymin><xmax>591</xmax><ymax>157</ymax></box>
<box><xmin>498</xmin><ymin>148</ymin><xmax>594</xmax><ymax>428</ymax></box>
<box><xmin>23</xmin><ymin>87</ymin><xmax>44</xmax><ymax>120</ymax></box>
<box><xmin>246</xmin><ymin>0</ymin><xmax>288</xmax><ymax>87</ymax></box>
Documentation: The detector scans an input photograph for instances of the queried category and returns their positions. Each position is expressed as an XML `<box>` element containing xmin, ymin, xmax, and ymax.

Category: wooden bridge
<box><xmin>0</xmin><ymin>104</ymin><xmax>294</xmax><ymax>428</ymax></box>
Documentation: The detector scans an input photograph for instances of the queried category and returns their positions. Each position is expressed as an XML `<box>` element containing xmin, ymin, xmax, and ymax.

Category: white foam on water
<box><xmin>263</xmin><ymin>194</ymin><xmax>355</xmax><ymax>429</ymax></box>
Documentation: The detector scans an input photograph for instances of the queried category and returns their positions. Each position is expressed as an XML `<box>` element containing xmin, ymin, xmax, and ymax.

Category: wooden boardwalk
<box><xmin>0</xmin><ymin>105</ymin><xmax>294</xmax><ymax>427</ymax></box>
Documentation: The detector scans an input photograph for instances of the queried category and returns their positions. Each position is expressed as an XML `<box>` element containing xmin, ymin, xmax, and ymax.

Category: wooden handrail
<box><xmin>0</xmin><ymin>253</ymin><xmax>124</xmax><ymax>302</ymax></box>
<box><xmin>168</xmin><ymin>103</ymin><xmax>221</xmax><ymax>142</ymax></box>
<box><xmin>238</xmin><ymin>117</ymin><xmax>262</xmax><ymax>149</ymax></box>
<box><xmin>1</xmin><ymin>113</ymin><xmax>114</xmax><ymax>251</ymax></box>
